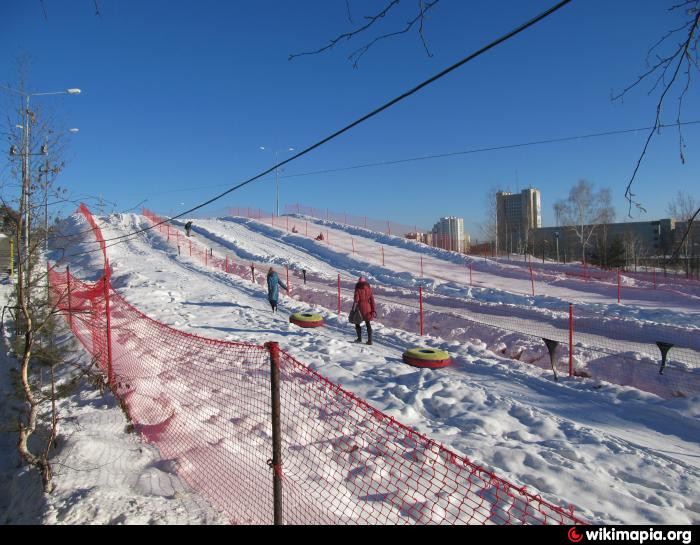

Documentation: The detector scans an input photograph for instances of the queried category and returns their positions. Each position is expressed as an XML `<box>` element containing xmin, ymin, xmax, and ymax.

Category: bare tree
<box><xmin>479</xmin><ymin>186</ymin><xmax>500</xmax><ymax>255</ymax></box>
<box><xmin>289</xmin><ymin>0</ymin><xmax>441</xmax><ymax>68</ymax></box>
<box><xmin>561</xmin><ymin>180</ymin><xmax>615</xmax><ymax>264</ymax></box>
<box><xmin>553</xmin><ymin>199</ymin><xmax>566</xmax><ymax>228</ymax></box>
<box><xmin>667</xmin><ymin>190</ymin><xmax>698</xmax><ymax>272</ymax></box>
<box><xmin>1</xmin><ymin>65</ymin><xmax>96</xmax><ymax>494</ymax></box>
<box><xmin>612</xmin><ymin>1</ymin><xmax>700</xmax><ymax>215</ymax></box>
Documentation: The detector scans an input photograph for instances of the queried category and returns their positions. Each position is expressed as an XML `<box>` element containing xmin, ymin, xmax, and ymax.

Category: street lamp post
<box><xmin>3</xmin><ymin>85</ymin><xmax>81</xmax><ymax>293</ymax></box>
<box><xmin>260</xmin><ymin>146</ymin><xmax>294</xmax><ymax>218</ymax></box>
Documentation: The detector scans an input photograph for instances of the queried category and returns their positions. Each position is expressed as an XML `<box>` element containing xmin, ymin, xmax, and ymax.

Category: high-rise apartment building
<box><xmin>432</xmin><ymin>216</ymin><xmax>467</xmax><ymax>253</ymax></box>
<box><xmin>496</xmin><ymin>188</ymin><xmax>541</xmax><ymax>253</ymax></box>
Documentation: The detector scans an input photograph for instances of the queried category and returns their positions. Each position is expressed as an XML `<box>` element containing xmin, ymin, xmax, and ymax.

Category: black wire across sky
<box><xmin>56</xmin><ymin>0</ymin><xmax>578</xmax><ymax>261</ymax></box>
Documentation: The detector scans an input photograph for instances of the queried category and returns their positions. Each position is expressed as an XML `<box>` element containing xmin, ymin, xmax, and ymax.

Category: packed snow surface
<box><xmin>2</xmin><ymin>211</ymin><xmax>698</xmax><ymax>524</ymax></box>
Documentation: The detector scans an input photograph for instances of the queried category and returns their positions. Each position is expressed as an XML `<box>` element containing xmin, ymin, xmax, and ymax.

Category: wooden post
<box><xmin>381</xmin><ymin>246</ymin><xmax>385</xmax><ymax>267</ymax></box>
<box><xmin>264</xmin><ymin>342</ymin><xmax>283</xmax><ymax>526</ymax></box>
<box><xmin>352</xmin><ymin>237</ymin><xmax>355</xmax><ymax>255</ymax></box>
<box><xmin>286</xmin><ymin>265</ymin><xmax>290</xmax><ymax>293</ymax></box>
<box><xmin>66</xmin><ymin>265</ymin><xmax>73</xmax><ymax>330</ymax></box>
<box><xmin>251</xmin><ymin>263</ymin><xmax>256</xmax><ymax>283</ymax></box>
<box><xmin>337</xmin><ymin>274</ymin><xmax>341</xmax><ymax>316</ymax></box>
<box><xmin>529</xmin><ymin>264</ymin><xmax>535</xmax><ymax>296</ymax></box>
<box><xmin>469</xmin><ymin>264</ymin><xmax>473</xmax><ymax>287</ymax></box>
<box><xmin>103</xmin><ymin>276</ymin><xmax>114</xmax><ymax>387</ymax></box>
<box><xmin>617</xmin><ymin>269</ymin><xmax>621</xmax><ymax>304</ymax></box>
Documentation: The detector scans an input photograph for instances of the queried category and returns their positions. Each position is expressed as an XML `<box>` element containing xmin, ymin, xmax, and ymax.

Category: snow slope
<box><xmin>42</xmin><ymin>211</ymin><xmax>699</xmax><ymax>524</ymax></box>
<box><xmin>171</xmin><ymin>216</ymin><xmax>700</xmax><ymax>398</ymax></box>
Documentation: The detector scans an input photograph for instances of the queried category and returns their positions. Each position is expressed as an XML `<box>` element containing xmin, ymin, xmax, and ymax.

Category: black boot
<box><xmin>354</xmin><ymin>324</ymin><xmax>362</xmax><ymax>343</ymax></box>
<box><xmin>366</xmin><ymin>324</ymin><xmax>373</xmax><ymax>345</ymax></box>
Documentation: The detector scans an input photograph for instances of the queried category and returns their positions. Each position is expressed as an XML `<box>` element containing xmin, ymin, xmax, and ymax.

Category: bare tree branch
<box><xmin>347</xmin><ymin>0</ymin><xmax>439</xmax><ymax>68</ymax></box>
<box><xmin>612</xmin><ymin>3</ymin><xmax>700</xmax><ymax>216</ymax></box>
<box><xmin>289</xmin><ymin>0</ymin><xmax>440</xmax><ymax>67</ymax></box>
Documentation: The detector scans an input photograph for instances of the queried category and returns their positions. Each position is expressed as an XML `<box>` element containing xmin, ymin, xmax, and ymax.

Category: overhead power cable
<box><xmin>54</xmin><ymin>0</ymin><xmax>574</xmax><ymax>262</ymax></box>
<box><xmin>87</xmin><ymin>0</ymin><xmax>575</xmax><ymax>248</ymax></box>
<box><xmin>140</xmin><ymin>120</ymin><xmax>700</xmax><ymax>198</ymax></box>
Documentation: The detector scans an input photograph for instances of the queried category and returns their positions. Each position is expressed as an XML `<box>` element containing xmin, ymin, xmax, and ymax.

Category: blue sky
<box><xmin>2</xmin><ymin>0</ymin><xmax>699</xmax><ymax>237</ymax></box>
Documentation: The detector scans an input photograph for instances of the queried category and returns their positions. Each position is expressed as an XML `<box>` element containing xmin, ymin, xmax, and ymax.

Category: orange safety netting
<box><xmin>46</xmin><ymin>204</ymin><xmax>586</xmax><ymax>524</ymax></box>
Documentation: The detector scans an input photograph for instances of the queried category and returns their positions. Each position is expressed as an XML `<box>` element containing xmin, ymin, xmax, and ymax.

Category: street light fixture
<box><xmin>260</xmin><ymin>146</ymin><xmax>294</xmax><ymax>217</ymax></box>
<box><xmin>1</xmin><ymin>84</ymin><xmax>81</xmax><ymax>284</ymax></box>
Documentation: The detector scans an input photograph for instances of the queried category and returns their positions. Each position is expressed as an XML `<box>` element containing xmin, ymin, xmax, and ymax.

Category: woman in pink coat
<box><xmin>352</xmin><ymin>276</ymin><xmax>376</xmax><ymax>345</ymax></box>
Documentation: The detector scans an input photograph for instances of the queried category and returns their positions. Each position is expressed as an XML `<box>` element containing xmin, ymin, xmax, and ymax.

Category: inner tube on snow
<box><xmin>289</xmin><ymin>312</ymin><xmax>325</xmax><ymax>328</ymax></box>
<box><xmin>402</xmin><ymin>347</ymin><xmax>452</xmax><ymax>369</ymax></box>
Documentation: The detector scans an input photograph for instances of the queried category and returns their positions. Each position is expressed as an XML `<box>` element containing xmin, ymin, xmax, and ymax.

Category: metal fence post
<box><xmin>264</xmin><ymin>341</ymin><xmax>283</xmax><ymax>525</ymax></box>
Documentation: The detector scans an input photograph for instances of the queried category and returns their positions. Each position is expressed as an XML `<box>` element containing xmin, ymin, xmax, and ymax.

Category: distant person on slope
<box><xmin>266</xmin><ymin>267</ymin><xmax>288</xmax><ymax>314</ymax></box>
<box><xmin>185</xmin><ymin>221</ymin><xmax>193</xmax><ymax>237</ymax></box>
<box><xmin>352</xmin><ymin>276</ymin><xmax>376</xmax><ymax>345</ymax></box>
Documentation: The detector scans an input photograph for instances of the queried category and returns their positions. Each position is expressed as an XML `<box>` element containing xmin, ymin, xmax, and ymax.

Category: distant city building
<box><xmin>432</xmin><ymin>216</ymin><xmax>468</xmax><ymax>253</ymax></box>
<box><xmin>531</xmin><ymin>218</ymin><xmax>682</xmax><ymax>262</ymax></box>
<box><xmin>496</xmin><ymin>188</ymin><xmax>542</xmax><ymax>253</ymax></box>
<box><xmin>405</xmin><ymin>231</ymin><xmax>433</xmax><ymax>245</ymax></box>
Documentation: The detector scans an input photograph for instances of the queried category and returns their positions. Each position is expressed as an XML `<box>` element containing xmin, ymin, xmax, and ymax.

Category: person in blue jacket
<box><xmin>266</xmin><ymin>267</ymin><xmax>288</xmax><ymax>313</ymax></box>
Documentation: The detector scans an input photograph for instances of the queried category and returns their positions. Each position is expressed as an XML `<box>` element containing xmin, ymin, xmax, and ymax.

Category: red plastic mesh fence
<box><xmin>143</xmin><ymin>207</ymin><xmax>700</xmax><ymax>399</ymax></box>
<box><xmin>46</xmin><ymin>205</ymin><xmax>587</xmax><ymax>525</ymax></box>
<box><xmin>282</xmin><ymin>203</ymin><xmax>422</xmax><ymax>237</ymax></box>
